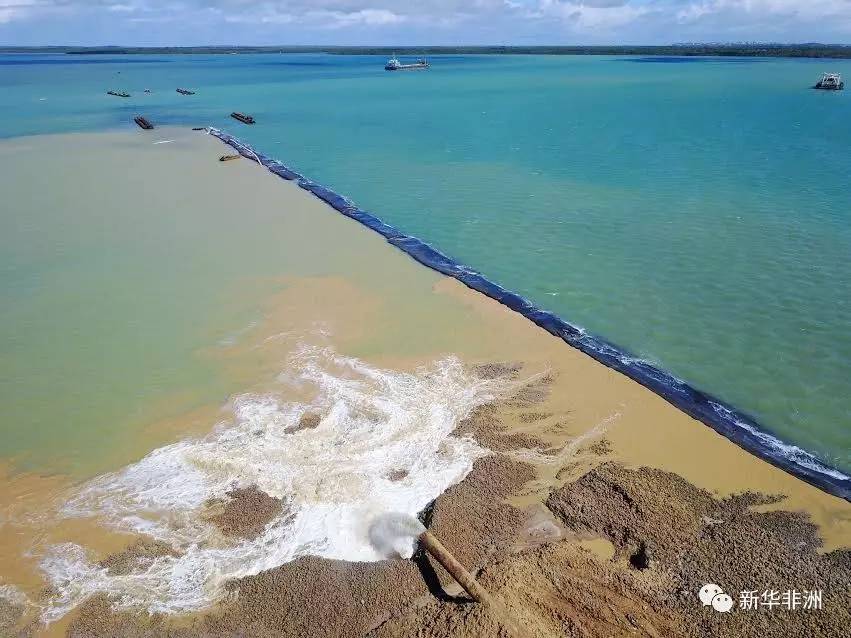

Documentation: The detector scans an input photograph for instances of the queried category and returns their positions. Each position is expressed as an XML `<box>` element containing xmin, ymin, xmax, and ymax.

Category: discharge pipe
<box><xmin>416</xmin><ymin>528</ymin><xmax>496</xmax><ymax>607</ymax></box>
<box><xmin>368</xmin><ymin>513</ymin><xmax>501</xmax><ymax>607</ymax></box>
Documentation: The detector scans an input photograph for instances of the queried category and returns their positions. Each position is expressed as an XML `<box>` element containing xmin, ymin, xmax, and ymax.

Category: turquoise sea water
<box><xmin>1</xmin><ymin>53</ymin><xmax>849</xmax><ymax>474</ymax></box>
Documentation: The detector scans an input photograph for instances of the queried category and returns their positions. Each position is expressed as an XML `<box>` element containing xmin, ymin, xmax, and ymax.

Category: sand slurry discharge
<box><xmin>61</xmin><ymin>370</ymin><xmax>850</xmax><ymax>638</ymax></box>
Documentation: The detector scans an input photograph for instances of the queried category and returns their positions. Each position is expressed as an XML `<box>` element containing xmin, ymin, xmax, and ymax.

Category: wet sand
<box><xmin>0</xmin><ymin>128</ymin><xmax>849</xmax><ymax>637</ymax></box>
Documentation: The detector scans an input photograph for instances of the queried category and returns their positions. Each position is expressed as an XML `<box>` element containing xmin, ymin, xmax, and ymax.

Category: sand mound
<box><xmin>63</xmin><ymin>453</ymin><xmax>534</xmax><ymax>637</ymax></box>
<box><xmin>0</xmin><ymin>597</ymin><xmax>27</xmax><ymax>636</ymax></box>
<box><xmin>472</xmin><ymin>363</ymin><xmax>522</xmax><ymax>380</ymax></box>
<box><xmin>503</xmin><ymin>372</ymin><xmax>553</xmax><ymax>408</ymax></box>
<box><xmin>547</xmin><ymin>463</ymin><xmax>851</xmax><ymax>638</ymax></box>
<box><xmin>60</xmin><ymin>395</ymin><xmax>849</xmax><ymax>638</ymax></box>
<box><xmin>456</xmin><ymin>404</ymin><xmax>548</xmax><ymax>453</ymax></box>
<box><xmin>62</xmin><ymin>458</ymin><xmax>850</xmax><ymax>638</ymax></box>
<box><xmin>370</xmin><ymin>463</ymin><xmax>851</xmax><ymax>638</ymax></box>
<box><xmin>207</xmin><ymin>486</ymin><xmax>286</xmax><ymax>540</ymax></box>
<box><xmin>425</xmin><ymin>455</ymin><xmax>535</xmax><ymax>580</ymax></box>
<box><xmin>370</xmin><ymin>541</ymin><xmax>683</xmax><ymax>638</ymax></box>
<box><xmin>293</xmin><ymin>411</ymin><xmax>322</xmax><ymax>431</ymax></box>
<box><xmin>98</xmin><ymin>539</ymin><xmax>179</xmax><ymax>576</ymax></box>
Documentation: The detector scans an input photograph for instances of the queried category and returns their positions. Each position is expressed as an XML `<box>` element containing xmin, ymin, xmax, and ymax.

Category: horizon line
<box><xmin>3</xmin><ymin>42</ymin><xmax>851</xmax><ymax>49</ymax></box>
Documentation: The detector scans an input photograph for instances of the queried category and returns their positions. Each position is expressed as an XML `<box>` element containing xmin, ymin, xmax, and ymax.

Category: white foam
<box><xmin>709</xmin><ymin>401</ymin><xmax>849</xmax><ymax>481</ymax></box>
<box><xmin>40</xmin><ymin>348</ymin><xmax>504</xmax><ymax>622</ymax></box>
<box><xmin>0</xmin><ymin>583</ymin><xmax>30</xmax><ymax>608</ymax></box>
<box><xmin>368</xmin><ymin>513</ymin><xmax>426</xmax><ymax>559</ymax></box>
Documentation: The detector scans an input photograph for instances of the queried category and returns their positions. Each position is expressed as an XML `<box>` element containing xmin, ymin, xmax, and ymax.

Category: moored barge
<box><xmin>176</xmin><ymin>88</ymin><xmax>196</xmax><ymax>95</ymax></box>
<box><xmin>107</xmin><ymin>90</ymin><xmax>131</xmax><ymax>98</ymax></box>
<box><xmin>133</xmin><ymin>116</ymin><xmax>154</xmax><ymax>130</ymax></box>
<box><xmin>230</xmin><ymin>112</ymin><xmax>255</xmax><ymax>124</ymax></box>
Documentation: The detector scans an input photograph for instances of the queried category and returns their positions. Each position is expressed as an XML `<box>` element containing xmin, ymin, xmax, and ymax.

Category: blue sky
<box><xmin>1</xmin><ymin>1</ymin><xmax>850</xmax><ymax>46</ymax></box>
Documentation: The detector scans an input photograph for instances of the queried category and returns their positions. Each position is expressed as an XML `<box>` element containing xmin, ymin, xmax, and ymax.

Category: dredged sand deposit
<box><xmin>0</xmin><ymin>129</ymin><xmax>848</xmax><ymax>637</ymax></box>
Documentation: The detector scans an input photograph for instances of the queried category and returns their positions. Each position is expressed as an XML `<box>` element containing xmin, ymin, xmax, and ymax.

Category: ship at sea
<box><xmin>813</xmin><ymin>72</ymin><xmax>844</xmax><ymax>90</ymax></box>
<box><xmin>385</xmin><ymin>56</ymin><xmax>429</xmax><ymax>71</ymax></box>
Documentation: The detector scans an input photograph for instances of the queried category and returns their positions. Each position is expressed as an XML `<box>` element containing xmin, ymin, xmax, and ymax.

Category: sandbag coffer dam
<box><xmin>204</xmin><ymin>127</ymin><xmax>851</xmax><ymax>503</ymax></box>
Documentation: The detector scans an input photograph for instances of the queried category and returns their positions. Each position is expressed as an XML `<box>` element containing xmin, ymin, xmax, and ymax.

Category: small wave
<box><xmin>708</xmin><ymin>402</ymin><xmax>849</xmax><ymax>482</ymax></box>
<box><xmin>40</xmin><ymin>347</ymin><xmax>507</xmax><ymax>622</ymax></box>
<box><xmin>217</xmin><ymin>319</ymin><xmax>259</xmax><ymax>347</ymax></box>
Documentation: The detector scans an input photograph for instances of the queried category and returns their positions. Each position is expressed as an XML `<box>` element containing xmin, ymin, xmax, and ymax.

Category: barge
<box><xmin>814</xmin><ymin>73</ymin><xmax>844</xmax><ymax>90</ymax></box>
<box><xmin>133</xmin><ymin>116</ymin><xmax>154</xmax><ymax>130</ymax></box>
<box><xmin>230</xmin><ymin>112</ymin><xmax>255</xmax><ymax>125</ymax></box>
<box><xmin>176</xmin><ymin>88</ymin><xmax>196</xmax><ymax>95</ymax></box>
<box><xmin>107</xmin><ymin>90</ymin><xmax>130</xmax><ymax>98</ymax></box>
<box><xmin>385</xmin><ymin>56</ymin><xmax>429</xmax><ymax>71</ymax></box>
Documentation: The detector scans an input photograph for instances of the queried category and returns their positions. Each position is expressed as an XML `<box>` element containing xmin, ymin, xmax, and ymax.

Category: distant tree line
<box><xmin>2</xmin><ymin>44</ymin><xmax>851</xmax><ymax>59</ymax></box>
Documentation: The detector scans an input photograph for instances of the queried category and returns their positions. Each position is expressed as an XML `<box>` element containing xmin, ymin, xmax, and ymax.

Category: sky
<box><xmin>1</xmin><ymin>0</ymin><xmax>851</xmax><ymax>47</ymax></box>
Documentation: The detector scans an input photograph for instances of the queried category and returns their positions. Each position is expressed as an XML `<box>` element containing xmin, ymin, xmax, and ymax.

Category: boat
<box><xmin>107</xmin><ymin>90</ymin><xmax>130</xmax><ymax>98</ymax></box>
<box><xmin>219</xmin><ymin>154</ymin><xmax>241</xmax><ymax>162</ymax></box>
<box><xmin>133</xmin><ymin>116</ymin><xmax>154</xmax><ymax>130</ymax></box>
<box><xmin>230</xmin><ymin>112</ymin><xmax>255</xmax><ymax>124</ymax></box>
<box><xmin>176</xmin><ymin>88</ymin><xmax>195</xmax><ymax>95</ymax></box>
<box><xmin>384</xmin><ymin>56</ymin><xmax>429</xmax><ymax>71</ymax></box>
<box><xmin>814</xmin><ymin>73</ymin><xmax>844</xmax><ymax>90</ymax></box>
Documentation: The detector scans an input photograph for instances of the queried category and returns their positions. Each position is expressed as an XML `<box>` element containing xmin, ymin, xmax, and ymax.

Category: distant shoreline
<box><xmin>3</xmin><ymin>44</ymin><xmax>851</xmax><ymax>59</ymax></box>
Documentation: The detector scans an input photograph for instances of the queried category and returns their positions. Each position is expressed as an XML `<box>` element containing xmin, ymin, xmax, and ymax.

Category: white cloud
<box><xmin>0</xmin><ymin>0</ymin><xmax>45</xmax><ymax>23</ymax></box>
<box><xmin>3</xmin><ymin>0</ymin><xmax>851</xmax><ymax>42</ymax></box>
<box><xmin>527</xmin><ymin>0</ymin><xmax>652</xmax><ymax>30</ymax></box>
<box><xmin>674</xmin><ymin>0</ymin><xmax>851</xmax><ymax>37</ymax></box>
<box><xmin>679</xmin><ymin>0</ymin><xmax>851</xmax><ymax>23</ymax></box>
<box><xmin>308</xmin><ymin>8</ymin><xmax>406</xmax><ymax>27</ymax></box>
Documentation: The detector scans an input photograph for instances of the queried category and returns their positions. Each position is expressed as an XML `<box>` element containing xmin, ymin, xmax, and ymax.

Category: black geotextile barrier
<box><xmin>206</xmin><ymin>128</ymin><xmax>851</xmax><ymax>502</ymax></box>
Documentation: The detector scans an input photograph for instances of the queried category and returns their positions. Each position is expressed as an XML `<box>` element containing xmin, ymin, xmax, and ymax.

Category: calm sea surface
<box><xmin>1</xmin><ymin>53</ymin><xmax>849</xmax><ymax>474</ymax></box>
